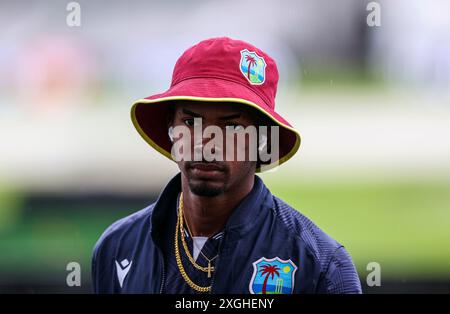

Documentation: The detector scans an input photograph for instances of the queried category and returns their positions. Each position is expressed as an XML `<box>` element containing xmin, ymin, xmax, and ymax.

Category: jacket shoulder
<box><xmin>91</xmin><ymin>203</ymin><xmax>156</xmax><ymax>293</ymax></box>
<box><xmin>271</xmin><ymin>196</ymin><xmax>361</xmax><ymax>293</ymax></box>
<box><xmin>93</xmin><ymin>203</ymin><xmax>155</xmax><ymax>255</ymax></box>
<box><xmin>271</xmin><ymin>196</ymin><xmax>342</xmax><ymax>269</ymax></box>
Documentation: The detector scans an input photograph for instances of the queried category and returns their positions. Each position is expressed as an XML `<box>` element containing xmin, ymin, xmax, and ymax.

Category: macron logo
<box><xmin>115</xmin><ymin>259</ymin><xmax>132</xmax><ymax>288</ymax></box>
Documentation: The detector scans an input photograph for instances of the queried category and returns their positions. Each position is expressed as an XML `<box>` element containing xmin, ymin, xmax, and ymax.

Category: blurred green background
<box><xmin>1</xmin><ymin>0</ymin><xmax>450</xmax><ymax>293</ymax></box>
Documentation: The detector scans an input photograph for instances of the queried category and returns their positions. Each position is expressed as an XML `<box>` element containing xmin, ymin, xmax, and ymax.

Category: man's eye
<box><xmin>184</xmin><ymin>118</ymin><xmax>200</xmax><ymax>127</ymax></box>
<box><xmin>227</xmin><ymin>124</ymin><xmax>245</xmax><ymax>131</ymax></box>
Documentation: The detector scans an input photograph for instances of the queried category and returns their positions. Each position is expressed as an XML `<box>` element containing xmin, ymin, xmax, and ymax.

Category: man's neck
<box><xmin>180</xmin><ymin>177</ymin><xmax>255</xmax><ymax>238</ymax></box>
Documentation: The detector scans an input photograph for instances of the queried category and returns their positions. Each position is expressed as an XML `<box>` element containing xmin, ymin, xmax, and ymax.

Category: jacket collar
<box><xmin>150</xmin><ymin>172</ymin><xmax>273</xmax><ymax>243</ymax></box>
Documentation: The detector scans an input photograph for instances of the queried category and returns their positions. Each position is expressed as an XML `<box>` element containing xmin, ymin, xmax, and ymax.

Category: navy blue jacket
<box><xmin>92</xmin><ymin>173</ymin><xmax>362</xmax><ymax>294</ymax></box>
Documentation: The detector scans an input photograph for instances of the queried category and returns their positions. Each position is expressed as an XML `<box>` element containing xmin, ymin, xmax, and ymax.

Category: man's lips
<box><xmin>187</xmin><ymin>162</ymin><xmax>227</xmax><ymax>180</ymax></box>
<box><xmin>189</xmin><ymin>162</ymin><xmax>225</xmax><ymax>172</ymax></box>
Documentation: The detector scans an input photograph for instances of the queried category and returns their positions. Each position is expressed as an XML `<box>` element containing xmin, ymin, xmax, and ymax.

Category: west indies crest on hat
<box><xmin>240</xmin><ymin>49</ymin><xmax>267</xmax><ymax>85</ymax></box>
<box><xmin>131</xmin><ymin>37</ymin><xmax>301</xmax><ymax>172</ymax></box>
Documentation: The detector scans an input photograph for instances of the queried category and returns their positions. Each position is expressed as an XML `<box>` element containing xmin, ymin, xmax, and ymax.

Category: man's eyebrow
<box><xmin>181</xmin><ymin>108</ymin><xmax>203</xmax><ymax>117</ymax></box>
<box><xmin>219</xmin><ymin>113</ymin><xmax>241</xmax><ymax>120</ymax></box>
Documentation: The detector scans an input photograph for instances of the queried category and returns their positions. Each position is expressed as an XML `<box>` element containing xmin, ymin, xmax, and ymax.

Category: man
<box><xmin>92</xmin><ymin>37</ymin><xmax>362</xmax><ymax>294</ymax></box>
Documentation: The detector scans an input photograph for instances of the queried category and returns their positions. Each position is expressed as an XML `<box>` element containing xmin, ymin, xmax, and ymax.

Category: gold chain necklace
<box><xmin>179</xmin><ymin>193</ymin><xmax>218</xmax><ymax>278</ymax></box>
<box><xmin>174</xmin><ymin>192</ymin><xmax>213</xmax><ymax>293</ymax></box>
<box><xmin>183</xmin><ymin>216</ymin><xmax>219</xmax><ymax>278</ymax></box>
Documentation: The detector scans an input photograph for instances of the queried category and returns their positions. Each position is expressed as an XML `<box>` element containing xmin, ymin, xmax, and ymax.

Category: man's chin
<box><xmin>188</xmin><ymin>181</ymin><xmax>225</xmax><ymax>197</ymax></box>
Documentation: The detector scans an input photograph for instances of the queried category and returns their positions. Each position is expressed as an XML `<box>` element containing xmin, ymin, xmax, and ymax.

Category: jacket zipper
<box><xmin>209</xmin><ymin>231</ymin><xmax>227</xmax><ymax>294</ymax></box>
<box><xmin>209</xmin><ymin>256</ymin><xmax>219</xmax><ymax>294</ymax></box>
<box><xmin>158</xmin><ymin>247</ymin><xmax>166</xmax><ymax>294</ymax></box>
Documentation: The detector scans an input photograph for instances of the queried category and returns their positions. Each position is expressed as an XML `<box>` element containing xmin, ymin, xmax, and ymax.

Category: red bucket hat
<box><xmin>131</xmin><ymin>37</ymin><xmax>301</xmax><ymax>172</ymax></box>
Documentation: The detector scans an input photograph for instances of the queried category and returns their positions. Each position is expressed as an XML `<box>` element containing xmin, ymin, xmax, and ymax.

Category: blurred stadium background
<box><xmin>1</xmin><ymin>0</ymin><xmax>449</xmax><ymax>293</ymax></box>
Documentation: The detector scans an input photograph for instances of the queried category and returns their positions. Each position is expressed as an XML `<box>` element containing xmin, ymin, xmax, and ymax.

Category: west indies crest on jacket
<box><xmin>249</xmin><ymin>257</ymin><xmax>297</xmax><ymax>294</ymax></box>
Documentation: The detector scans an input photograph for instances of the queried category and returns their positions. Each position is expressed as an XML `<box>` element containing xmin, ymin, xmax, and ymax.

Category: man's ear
<box><xmin>256</xmin><ymin>114</ymin><xmax>274</xmax><ymax>169</ymax></box>
<box><xmin>168</xmin><ymin>126</ymin><xmax>174</xmax><ymax>143</ymax></box>
<box><xmin>258</xmin><ymin>133</ymin><xmax>268</xmax><ymax>152</ymax></box>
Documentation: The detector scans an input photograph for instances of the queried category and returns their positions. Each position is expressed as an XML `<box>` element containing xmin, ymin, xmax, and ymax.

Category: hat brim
<box><xmin>131</xmin><ymin>77</ymin><xmax>301</xmax><ymax>172</ymax></box>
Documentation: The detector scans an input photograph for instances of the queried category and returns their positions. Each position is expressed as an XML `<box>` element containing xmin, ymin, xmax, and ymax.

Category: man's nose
<box><xmin>193</xmin><ymin>127</ymin><xmax>223</xmax><ymax>157</ymax></box>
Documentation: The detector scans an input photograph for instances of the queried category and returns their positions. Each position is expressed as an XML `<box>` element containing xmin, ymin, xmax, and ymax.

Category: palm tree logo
<box><xmin>249</xmin><ymin>257</ymin><xmax>297</xmax><ymax>294</ymax></box>
<box><xmin>259</xmin><ymin>264</ymin><xmax>280</xmax><ymax>294</ymax></box>
<box><xmin>245</xmin><ymin>55</ymin><xmax>257</xmax><ymax>80</ymax></box>
<box><xmin>239</xmin><ymin>49</ymin><xmax>266</xmax><ymax>85</ymax></box>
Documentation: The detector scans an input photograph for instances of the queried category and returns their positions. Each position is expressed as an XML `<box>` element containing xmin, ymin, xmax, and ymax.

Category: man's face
<box><xmin>170</xmin><ymin>101</ymin><xmax>258</xmax><ymax>197</ymax></box>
